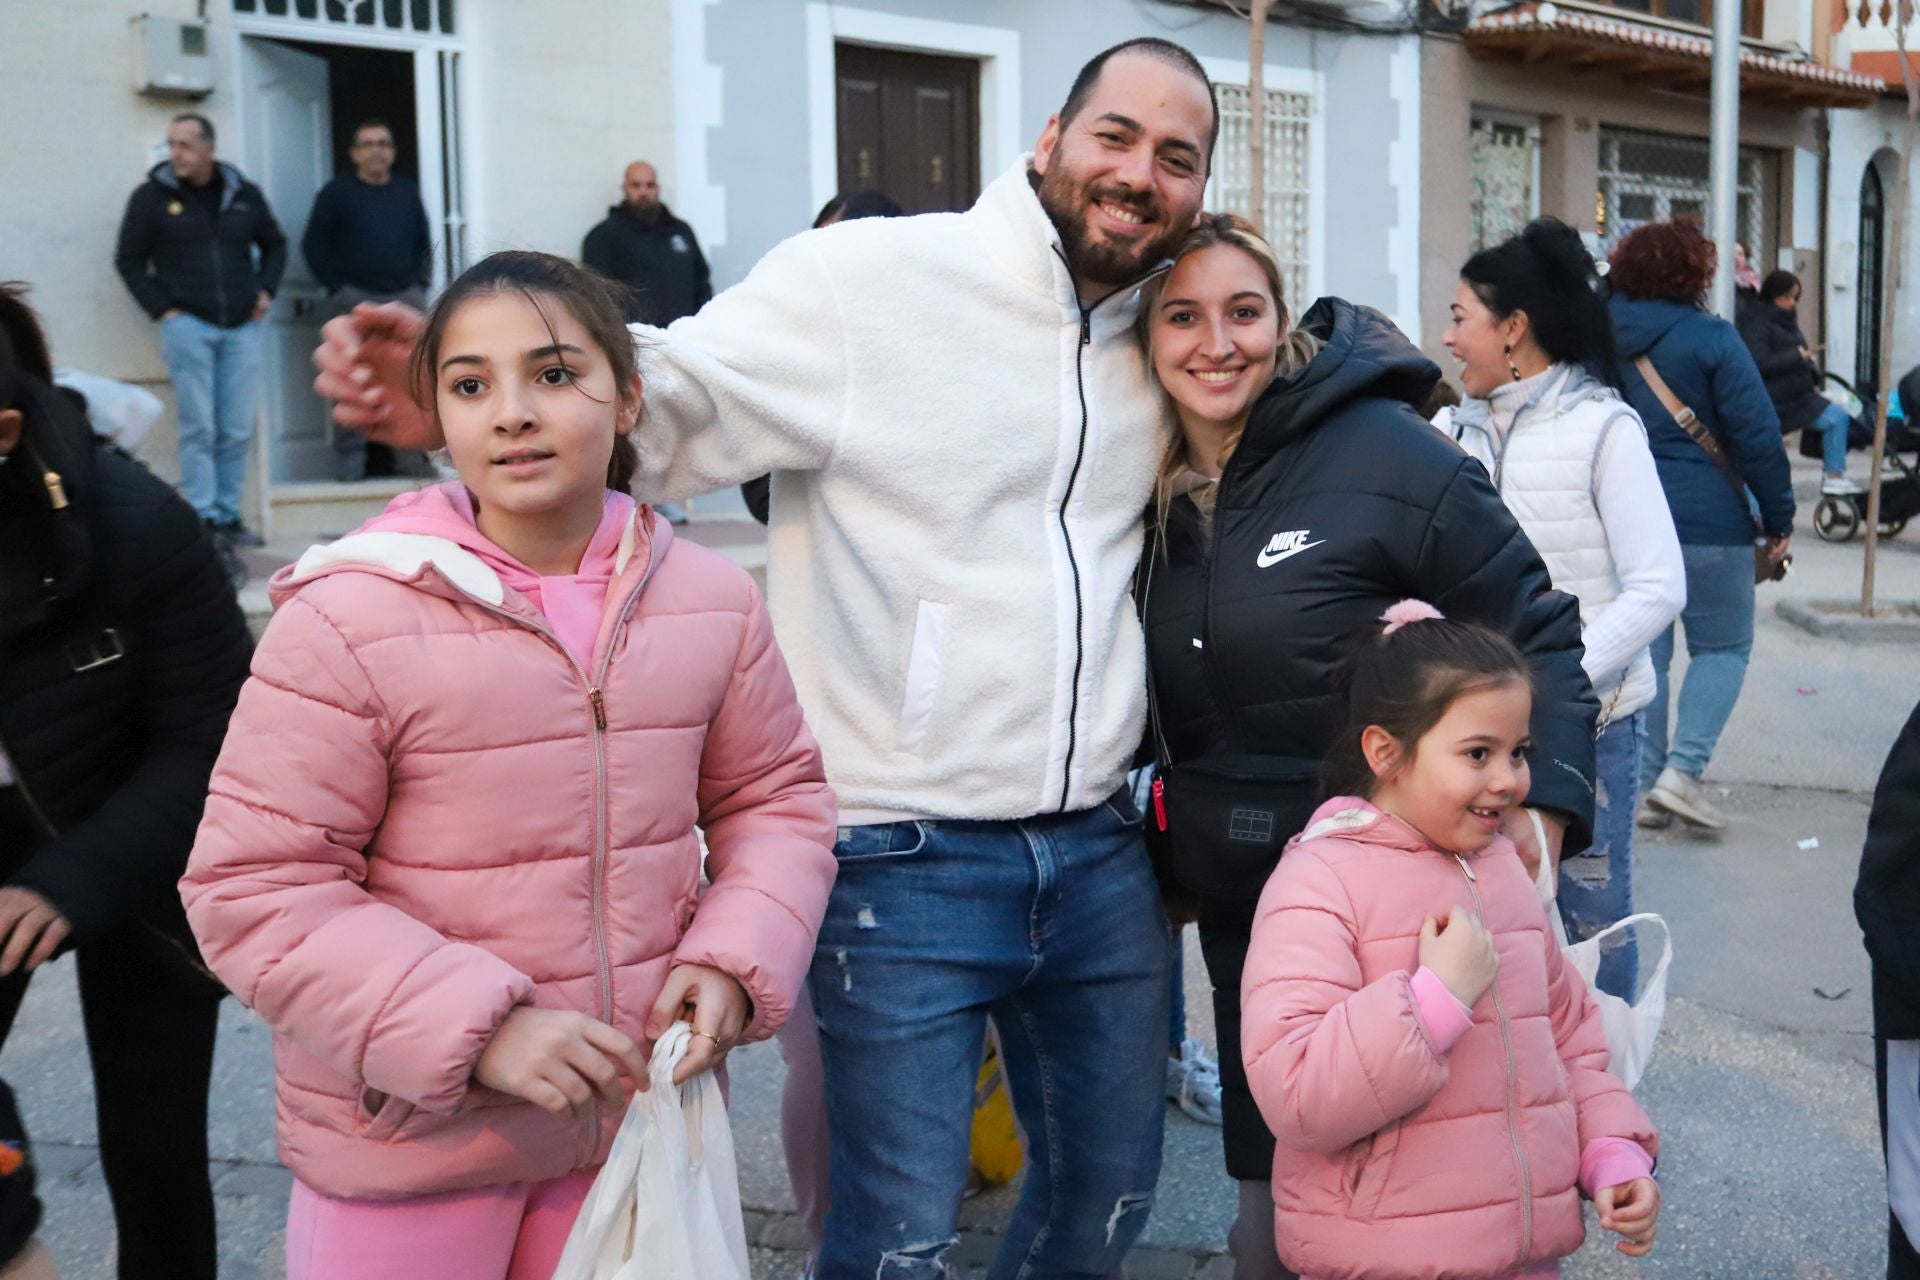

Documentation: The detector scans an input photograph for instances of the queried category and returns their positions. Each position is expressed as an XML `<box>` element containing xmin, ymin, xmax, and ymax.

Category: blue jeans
<box><xmin>1643</xmin><ymin>542</ymin><xmax>1755</xmax><ymax>787</ymax></box>
<box><xmin>1814</xmin><ymin>401</ymin><xmax>1853</xmax><ymax>475</ymax></box>
<box><xmin>809</xmin><ymin>794</ymin><xmax>1171</xmax><ymax>1279</ymax></box>
<box><xmin>159</xmin><ymin>313</ymin><xmax>262</xmax><ymax>524</ymax></box>
<box><xmin>1560</xmin><ymin>711</ymin><xmax>1642</xmax><ymax>1000</ymax></box>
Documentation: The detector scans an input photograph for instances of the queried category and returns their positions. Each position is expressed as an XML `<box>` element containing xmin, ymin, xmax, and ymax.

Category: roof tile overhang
<box><xmin>1464</xmin><ymin>1</ymin><xmax>1886</xmax><ymax>108</ymax></box>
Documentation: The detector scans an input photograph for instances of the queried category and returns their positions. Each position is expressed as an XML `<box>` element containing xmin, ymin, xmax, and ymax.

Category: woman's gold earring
<box><xmin>1505</xmin><ymin>344</ymin><xmax>1522</xmax><ymax>382</ymax></box>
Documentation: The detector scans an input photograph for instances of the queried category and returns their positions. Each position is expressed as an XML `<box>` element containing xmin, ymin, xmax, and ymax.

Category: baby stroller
<box><xmin>1809</xmin><ymin>370</ymin><xmax>1920</xmax><ymax>542</ymax></box>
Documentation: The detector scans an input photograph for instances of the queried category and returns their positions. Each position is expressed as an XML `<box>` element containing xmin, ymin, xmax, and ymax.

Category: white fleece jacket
<box><xmin>627</xmin><ymin>159</ymin><xmax>1172</xmax><ymax>823</ymax></box>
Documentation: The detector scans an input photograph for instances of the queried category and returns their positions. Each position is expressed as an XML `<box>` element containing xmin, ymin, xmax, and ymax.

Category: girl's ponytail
<box><xmin>1320</xmin><ymin>601</ymin><xmax>1534</xmax><ymax>800</ymax></box>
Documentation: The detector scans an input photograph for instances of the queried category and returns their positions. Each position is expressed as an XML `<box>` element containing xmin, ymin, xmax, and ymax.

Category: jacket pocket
<box><xmin>1347</xmin><ymin>1120</ymin><xmax>1402</xmax><ymax>1220</ymax></box>
<box><xmin>356</xmin><ymin>1088</ymin><xmax>417</xmax><ymax>1142</ymax></box>
<box><xmin>894</xmin><ymin>600</ymin><xmax>948</xmax><ymax>757</ymax></box>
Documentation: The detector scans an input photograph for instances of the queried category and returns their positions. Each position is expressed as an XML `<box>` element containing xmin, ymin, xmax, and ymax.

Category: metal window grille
<box><xmin>1470</xmin><ymin>118</ymin><xmax>1540</xmax><ymax>252</ymax></box>
<box><xmin>1211</xmin><ymin>82</ymin><xmax>1314</xmax><ymax>311</ymax></box>
<box><xmin>1596</xmin><ymin>126</ymin><xmax>1766</xmax><ymax>264</ymax></box>
<box><xmin>232</xmin><ymin>0</ymin><xmax>454</xmax><ymax>36</ymax></box>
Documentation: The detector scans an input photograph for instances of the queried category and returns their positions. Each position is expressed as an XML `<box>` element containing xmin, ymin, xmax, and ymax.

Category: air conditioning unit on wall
<box><xmin>132</xmin><ymin>14</ymin><xmax>214</xmax><ymax>99</ymax></box>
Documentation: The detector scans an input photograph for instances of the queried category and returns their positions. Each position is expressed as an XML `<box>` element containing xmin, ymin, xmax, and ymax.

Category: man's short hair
<box><xmin>352</xmin><ymin>118</ymin><xmax>394</xmax><ymax>143</ymax></box>
<box><xmin>1059</xmin><ymin>38</ymin><xmax>1218</xmax><ymax>171</ymax></box>
<box><xmin>171</xmin><ymin>112</ymin><xmax>215</xmax><ymax>146</ymax></box>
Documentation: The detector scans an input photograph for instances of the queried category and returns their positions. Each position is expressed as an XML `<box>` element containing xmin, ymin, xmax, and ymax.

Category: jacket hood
<box><xmin>1236</xmin><ymin>298</ymin><xmax>1439</xmax><ymax>464</ymax></box>
<box><xmin>269</xmin><ymin>482</ymin><xmax>661</xmax><ymax>611</ymax></box>
<box><xmin>1449</xmin><ymin>362</ymin><xmax>1623</xmax><ymax>438</ymax></box>
<box><xmin>1608</xmin><ymin>293</ymin><xmax>1699</xmax><ymax>358</ymax></box>
<box><xmin>147</xmin><ymin>161</ymin><xmax>243</xmax><ymax>204</ymax></box>
<box><xmin>1288</xmin><ymin>795</ymin><xmax>1509</xmax><ymax>864</ymax></box>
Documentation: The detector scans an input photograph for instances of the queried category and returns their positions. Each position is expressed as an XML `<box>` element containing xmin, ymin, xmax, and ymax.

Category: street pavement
<box><xmin>8</xmin><ymin>451</ymin><xmax>1917</xmax><ymax>1278</ymax></box>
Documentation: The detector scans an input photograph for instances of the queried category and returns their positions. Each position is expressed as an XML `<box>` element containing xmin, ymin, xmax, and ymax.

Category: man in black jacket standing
<box><xmin>581</xmin><ymin>161</ymin><xmax>712</xmax><ymax>326</ymax></box>
<box><xmin>113</xmin><ymin>113</ymin><xmax>285</xmax><ymax>548</ymax></box>
<box><xmin>0</xmin><ymin>284</ymin><xmax>251</xmax><ymax>1280</ymax></box>
<box><xmin>1858</xmin><ymin>700</ymin><xmax>1920</xmax><ymax>1279</ymax></box>
<box><xmin>302</xmin><ymin>118</ymin><xmax>433</xmax><ymax>481</ymax></box>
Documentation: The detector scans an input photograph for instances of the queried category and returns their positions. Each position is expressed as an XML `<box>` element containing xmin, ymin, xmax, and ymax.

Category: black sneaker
<box><xmin>209</xmin><ymin>520</ymin><xmax>265</xmax><ymax>549</ymax></box>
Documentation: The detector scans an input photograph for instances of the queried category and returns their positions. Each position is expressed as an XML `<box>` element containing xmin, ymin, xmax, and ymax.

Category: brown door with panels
<box><xmin>835</xmin><ymin>44</ymin><xmax>980</xmax><ymax>215</ymax></box>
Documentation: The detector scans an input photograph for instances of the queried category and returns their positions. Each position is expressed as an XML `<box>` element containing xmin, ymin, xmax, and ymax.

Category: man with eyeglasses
<box><xmin>302</xmin><ymin>118</ymin><xmax>433</xmax><ymax>480</ymax></box>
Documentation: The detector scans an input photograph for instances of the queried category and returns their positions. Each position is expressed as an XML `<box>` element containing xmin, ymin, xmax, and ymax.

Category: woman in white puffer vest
<box><xmin>1433</xmin><ymin>217</ymin><xmax>1686</xmax><ymax>1002</ymax></box>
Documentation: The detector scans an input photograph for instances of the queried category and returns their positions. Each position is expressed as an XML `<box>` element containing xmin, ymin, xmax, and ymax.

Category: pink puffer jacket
<box><xmin>1242</xmin><ymin>799</ymin><xmax>1656</xmax><ymax>1280</ymax></box>
<box><xmin>182</xmin><ymin>493</ymin><xmax>836</xmax><ymax>1200</ymax></box>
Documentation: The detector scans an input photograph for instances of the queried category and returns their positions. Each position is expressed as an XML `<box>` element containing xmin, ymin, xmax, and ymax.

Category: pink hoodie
<box><xmin>182</xmin><ymin>485</ymin><xmax>837</xmax><ymax>1200</ymax></box>
<box><xmin>1242</xmin><ymin>799</ymin><xmax>1657</xmax><ymax>1280</ymax></box>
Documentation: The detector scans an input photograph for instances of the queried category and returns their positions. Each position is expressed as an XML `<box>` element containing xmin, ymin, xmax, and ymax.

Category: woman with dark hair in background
<box><xmin>1607</xmin><ymin>220</ymin><xmax>1795</xmax><ymax>834</ymax></box>
<box><xmin>0</xmin><ymin>283</ymin><xmax>251</xmax><ymax>1280</ymax></box>
<box><xmin>1741</xmin><ymin>269</ymin><xmax>1861</xmax><ymax>497</ymax></box>
<box><xmin>1435</xmin><ymin>218</ymin><xmax>1685</xmax><ymax>1000</ymax></box>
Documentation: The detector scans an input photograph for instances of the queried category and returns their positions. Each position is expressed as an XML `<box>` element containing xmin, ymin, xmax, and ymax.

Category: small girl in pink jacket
<box><xmin>181</xmin><ymin>251</ymin><xmax>837</xmax><ymax>1280</ymax></box>
<box><xmin>1240</xmin><ymin>602</ymin><xmax>1659</xmax><ymax>1280</ymax></box>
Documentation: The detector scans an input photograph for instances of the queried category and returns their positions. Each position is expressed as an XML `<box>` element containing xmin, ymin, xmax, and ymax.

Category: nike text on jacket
<box><xmin>626</xmin><ymin>157</ymin><xmax>1173</xmax><ymax>823</ymax></box>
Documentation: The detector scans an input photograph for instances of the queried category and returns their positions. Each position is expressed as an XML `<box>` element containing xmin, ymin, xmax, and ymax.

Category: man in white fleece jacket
<box><xmin>315</xmin><ymin>38</ymin><xmax>1216</xmax><ymax>1280</ymax></box>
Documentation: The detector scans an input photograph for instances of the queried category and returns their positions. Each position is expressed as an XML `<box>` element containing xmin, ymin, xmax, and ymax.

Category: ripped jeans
<box><xmin>808</xmin><ymin>791</ymin><xmax>1171</xmax><ymax>1279</ymax></box>
<box><xmin>1557</xmin><ymin>710</ymin><xmax>1643</xmax><ymax>1000</ymax></box>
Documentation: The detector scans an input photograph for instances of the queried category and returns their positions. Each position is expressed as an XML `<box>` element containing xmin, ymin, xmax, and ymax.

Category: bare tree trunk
<box><xmin>1865</xmin><ymin>2</ymin><xmax>1920</xmax><ymax>615</ymax></box>
<box><xmin>1248</xmin><ymin>0</ymin><xmax>1272</xmax><ymax>232</ymax></box>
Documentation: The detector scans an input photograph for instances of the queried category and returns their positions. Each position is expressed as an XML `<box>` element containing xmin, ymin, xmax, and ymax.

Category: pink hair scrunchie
<box><xmin>1380</xmin><ymin>599</ymin><xmax>1445</xmax><ymax>636</ymax></box>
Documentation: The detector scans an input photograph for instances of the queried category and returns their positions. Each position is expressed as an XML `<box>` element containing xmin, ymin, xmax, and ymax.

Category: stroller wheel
<box><xmin>1882</xmin><ymin>517</ymin><xmax>1909</xmax><ymax>539</ymax></box>
<box><xmin>1816</xmin><ymin>495</ymin><xmax>1862</xmax><ymax>542</ymax></box>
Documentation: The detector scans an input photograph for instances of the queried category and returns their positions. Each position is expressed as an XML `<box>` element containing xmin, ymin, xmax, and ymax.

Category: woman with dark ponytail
<box><xmin>1435</xmin><ymin>218</ymin><xmax>1686</xmax><ymax>1001</ymax></box>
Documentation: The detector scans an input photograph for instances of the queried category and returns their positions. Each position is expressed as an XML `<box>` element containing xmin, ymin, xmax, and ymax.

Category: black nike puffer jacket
<box><xmin>1141</xmin><ymin>298</ymin><xmax>1599</xmax><ymax>875</ymax></box>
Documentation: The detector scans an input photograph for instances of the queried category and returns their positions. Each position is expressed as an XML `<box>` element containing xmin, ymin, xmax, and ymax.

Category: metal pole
<box><xmin>1707</xmin><ymin>0</ymin><xmax>1742</xmax><ymax>320</ymax></box>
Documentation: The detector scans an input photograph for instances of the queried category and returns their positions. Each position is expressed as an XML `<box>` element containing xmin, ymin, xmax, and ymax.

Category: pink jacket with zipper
<box><xmin>181</xmin><ymin>488</ymin><xmax>837</xmax><ymax>1200</ymax></box>
<box><xmin>1242</xmin><ymin>799</ymin><xmax>1656</xmax><ymax>1280</ymax></box>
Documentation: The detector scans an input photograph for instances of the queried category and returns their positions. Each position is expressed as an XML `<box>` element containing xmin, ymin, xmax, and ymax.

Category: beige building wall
<box><xmin>1420</xmin><ymin>37</ymin><xmax>1823</xmax><ymax>372</ymax></box>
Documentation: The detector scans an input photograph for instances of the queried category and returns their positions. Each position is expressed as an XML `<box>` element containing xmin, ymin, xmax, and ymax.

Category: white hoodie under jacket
<box><xmin>629</xmin><ymin>159</ymin><xmax>1172</xmax><ymax>824</ymax></box>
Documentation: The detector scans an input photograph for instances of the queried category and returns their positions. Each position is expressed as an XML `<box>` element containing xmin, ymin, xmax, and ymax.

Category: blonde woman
<box><xmin>1134</xmin><ymin>214</ymin><xmax>1599</xmax><ymax>1278</ymax></box>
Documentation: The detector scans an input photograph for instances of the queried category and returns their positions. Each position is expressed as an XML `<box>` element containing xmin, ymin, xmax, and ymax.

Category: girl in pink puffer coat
<box><xmin>1241</xmin><ymin>603</ymin><xmax>1659</xmax><ymax>1280</ymax></box>
<box><xmin>181</xmin><ymin>252</ymin><xmax>837</xmax><ymax>1280</ymax></box>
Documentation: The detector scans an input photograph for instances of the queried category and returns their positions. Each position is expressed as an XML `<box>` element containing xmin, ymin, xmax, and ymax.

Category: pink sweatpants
<box><xmin>286</xmin><ymin>1169</ymin><xmax>598</xmax><ymax>1280</ymax></box>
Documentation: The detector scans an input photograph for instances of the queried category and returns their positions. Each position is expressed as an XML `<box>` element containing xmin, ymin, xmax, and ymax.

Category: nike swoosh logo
<box><xmin>1256</xmin><ymin>539</ymin><xmax>1326</xmax><ymax>568</ymax></box>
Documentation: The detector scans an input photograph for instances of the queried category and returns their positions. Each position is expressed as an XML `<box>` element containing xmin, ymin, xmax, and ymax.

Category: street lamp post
<box><xmin>1708</xmin><ymin>0</ymin><xmax>1742</xmax><ymax>321</ymax></box>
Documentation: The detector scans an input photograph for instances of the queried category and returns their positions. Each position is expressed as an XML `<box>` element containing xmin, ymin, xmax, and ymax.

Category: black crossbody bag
<box><xmin>1140</xmin><ymin>534</ymin><xmax>1324</xmax><ymax>901</ymax></box>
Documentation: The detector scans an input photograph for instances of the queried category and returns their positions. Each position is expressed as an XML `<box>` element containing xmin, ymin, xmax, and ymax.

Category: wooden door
<box><xmin>835</xmin><ymin>45</ymin><xmax>980</xmax><ymax>215</ymax></box>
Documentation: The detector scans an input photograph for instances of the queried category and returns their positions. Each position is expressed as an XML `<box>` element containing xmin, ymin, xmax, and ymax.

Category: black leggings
<box><xmin>0</xmin><ymin>922</ymin><xmax>223</xmax><ymax>1280</ymax></box>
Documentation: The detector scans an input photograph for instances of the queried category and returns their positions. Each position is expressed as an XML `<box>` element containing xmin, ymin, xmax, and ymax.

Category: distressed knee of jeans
<box><xmin>1595</xmin><ymin>776</ymin><xmax>1611</xmax><ymax>811</ymax></box>
<box><xmin>1564</xmin><ymin>853</ymin><xmax>1612</xmax><ymax>889</ymax></box>
<box><xmin>835</xmin><ymin>947</ymin><xmax>852</xmax><ymax>992</ymax></box>
<box><xmin>856</xmin><ymin>905</ymin><xmax>880</xmax><ymax>930</ymax></box>
<box><xmin>1103</xmin><ymin>1191</ymin><xmax>1154</xmax><ymax>1246</ymax></box>
<box><xmin>875</xmin><ymin>1234</ymin><xmax>957</xmax><ymax>1277</ymax></box>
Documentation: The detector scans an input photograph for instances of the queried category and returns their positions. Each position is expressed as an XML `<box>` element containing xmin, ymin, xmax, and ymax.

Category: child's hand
<box><xmin>646</xmin><ymin>963</ymin><xmax>751</xmax><ymax>1084</ymax></box>
<box><xmin>474</xmin><ymin>1006</ymin><xmax>648</xmax><ymax>1117</ymax></box>
<box><xmin>1418</xmin><ymin>909</ymin><xmax>1500</xmax><ymax>1008</ymax></box>
<box><xmin>1595</xmin><ymin>1176</ymin><xmax>1660</xmax><ymax>1256</ymax></box>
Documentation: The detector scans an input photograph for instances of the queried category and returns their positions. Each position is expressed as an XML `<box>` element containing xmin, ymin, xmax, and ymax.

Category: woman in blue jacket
<box><xmin>1608</xmin><ymin>220</ymin><xmax>1795</xmax><ymax>832</ymax></box>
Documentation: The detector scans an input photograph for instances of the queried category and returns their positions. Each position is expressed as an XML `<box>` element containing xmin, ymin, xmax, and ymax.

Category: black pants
<box><xmin>1198</xmin><ymin>896</ymin><xmax>1276</xmax><ymax>1181</ymax></box>
<box><xmin>1878</xmin><ymin>1037</ymin><xmax>1920</xmax><ymax>1280</ymax></box>
<box><xmin>0</xmin><ymin>921</ymin><xmax>222</xmax><ymax>1280</ymax></box>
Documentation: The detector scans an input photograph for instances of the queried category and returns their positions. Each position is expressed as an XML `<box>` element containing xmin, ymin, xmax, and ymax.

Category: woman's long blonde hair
<box><xmin>1138</xmin><ymin>213</ymin><xmax>1320</xmax><ymax>539</ymax></box>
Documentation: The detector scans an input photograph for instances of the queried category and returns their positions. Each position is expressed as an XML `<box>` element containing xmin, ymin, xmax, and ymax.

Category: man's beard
<box><xmin>1036</xmin><ymin>163</ymin><xmax>1183</xmax><ymax>289</ymax></box>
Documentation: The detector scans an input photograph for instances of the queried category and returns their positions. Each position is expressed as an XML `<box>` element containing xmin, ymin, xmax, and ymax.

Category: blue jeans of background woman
<box><xmin>1559</xmin><ymin>711</ymin><xmax>1643</xmax><ymax>1000</ymax></box>
<box><xmin>1643</xmin><ymin>543</ymin><xmax>1756</xmax><ymax>789</ymax></box>
<box><xmin>1814</xmin><ymin>401</ymin><xmax>1853</xmax><ymax>475</ymax></box>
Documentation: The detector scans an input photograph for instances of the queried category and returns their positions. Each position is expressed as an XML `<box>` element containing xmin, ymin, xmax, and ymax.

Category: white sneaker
<box><xmin>1167</xmin><ymin>1037</ymin><xmax>1224</xmax><ymax>1126</ymax></box>
<box><xmin>1635</xmin><ymin>799</ymin><xmax>1673</xmax><ymax>830</ymax></box>
<box><xmin>1646</xmin><ymin>766</ymin><xmax>1728</xmax><ymax>831</ymax></box>
<box><xmin>1823</xmin><ymin>475</ymin><xmax>1866</xmax><ymax>496</ymax></box>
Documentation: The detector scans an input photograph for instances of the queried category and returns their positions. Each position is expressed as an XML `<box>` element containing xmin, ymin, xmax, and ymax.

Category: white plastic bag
<box><xmin>52</xmin><ymin>369</ymin><xmax>164</xmax><ymax>451</ymax></box>
<box><xmin>549</xmin><ymin>1022</ymin><xmax>751</xmax><ymax>1280</ymax></box>
<box><xmin>1530</xmin><ymin>811</ymin><xmax>1670</xmax><ymax>1091</ymax></box>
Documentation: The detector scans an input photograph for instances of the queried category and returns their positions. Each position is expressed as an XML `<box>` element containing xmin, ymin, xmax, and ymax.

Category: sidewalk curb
<box><xmin>1776</xmin><ymin>597</ymin><xmax>1920</xmax><ymax>641</ymax></box>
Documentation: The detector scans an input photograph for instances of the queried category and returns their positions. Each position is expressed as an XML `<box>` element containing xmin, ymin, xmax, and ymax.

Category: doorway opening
<box><xmin>241</xmin><ymin>33</ymin><xmax>450</xmax><ymax>485</ymax></box>
<box><xmin>1858</xmin><ymin>160</ymin><xmax>1887</xmax><ymax>402</ymax></box>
